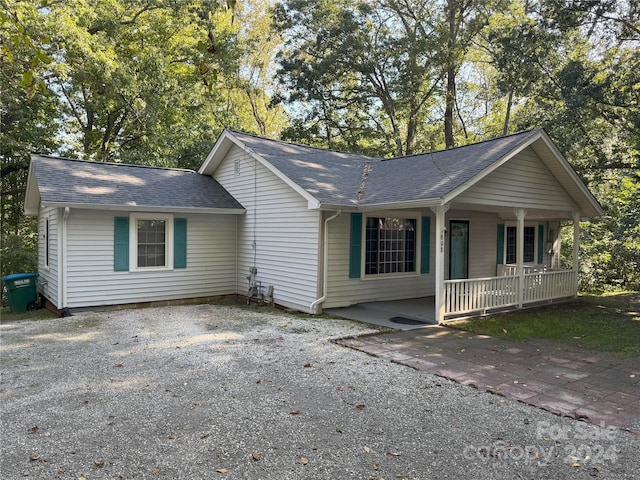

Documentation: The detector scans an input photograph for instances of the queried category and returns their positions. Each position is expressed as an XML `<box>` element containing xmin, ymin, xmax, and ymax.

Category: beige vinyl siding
<box><xmin>38</xmin><ymin>206</ymin><xmax>59</xmax><ymax>307</ymax></box>
<box><xmin>213</xmin><ymin>145</ymin><xmax>321</xmax><ymax>313</ymax></box>
<box><xmin>323</xmin><ymin>212</ymin><xmax>435</xmax><ymax>308</ymax></box>
<box><xmin>456</xmin><ymin>147</ymin><xmax>579</xmax><ymax>211</ymax></box>
<box><xmin>64</xmin><ymin>210</ymin><xmax>236</xmax><ymax>308</ymax></box>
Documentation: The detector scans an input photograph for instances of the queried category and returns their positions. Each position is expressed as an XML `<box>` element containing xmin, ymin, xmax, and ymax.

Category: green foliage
<box><xmin>576</xmin><ymin>174</ymin><xmax>640</xmax><ymax>291</ymax></box>
<box><xmin>1</xmin><ymin>217</ymin><xmax>38</xmax><ymax>278</ymax></box>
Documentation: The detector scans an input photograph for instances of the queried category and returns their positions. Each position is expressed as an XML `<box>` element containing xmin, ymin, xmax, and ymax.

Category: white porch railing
<box><xmin>523</xmin><ymin>270</ymin><xmax>576</xmax><ymax>303</ymax></box>
<box><xmin>500</xmin><ymin>264</ymin><xmax>546</xmax><ymax>276</ymax></box>
<box><xmin>444</xmin><ymin>270</ymin><xmax>576</xmax><ymax>317</ymax></box>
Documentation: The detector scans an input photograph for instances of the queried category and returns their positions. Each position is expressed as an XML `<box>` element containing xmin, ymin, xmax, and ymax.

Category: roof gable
<box><xmin>25</xmin><ymin>155</ymin><xmax>244</xmax><ymax>215</ymax></box>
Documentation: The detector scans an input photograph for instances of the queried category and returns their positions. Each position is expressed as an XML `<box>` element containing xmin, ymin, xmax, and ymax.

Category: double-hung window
<box><xmin>136</xmin><ymin>219</ymin><xmax>167</xmax><ymax>268</ymax></box>
<box><xmin>365</xmin><ymin>217</ymin><xmax>416</xmax><ymax>275</ymax></box>
<box><xmin>505</xmin><ymin>225</ymin><xmax>535</xmax><ymax>264</ymax></box>
<box><xmin>114</xmin><ymin>214</ymin><xmax>187</xmax><ymax>272</ymax></box>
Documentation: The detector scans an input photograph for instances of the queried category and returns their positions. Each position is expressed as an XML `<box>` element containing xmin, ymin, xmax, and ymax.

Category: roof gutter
<box><xmin>40</xmin><ymin>202</ymin><xmax>246</xmax><ymax>215</ymax></box>
<box><xmin>315</xmin><ymin>198</ymin><xmax>443</xmax><ymax>212</ymax></box>
<box><xmin>310</xmin><ymin>210</ymin><xmax>342</xmax><ymax>313</ymax></box>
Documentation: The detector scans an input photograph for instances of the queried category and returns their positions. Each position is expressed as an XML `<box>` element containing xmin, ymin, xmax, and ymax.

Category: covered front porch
<box><xmin>432</xmin><ymin>206</ymin><xmax>582</xmax><ymax>324</ymax></box>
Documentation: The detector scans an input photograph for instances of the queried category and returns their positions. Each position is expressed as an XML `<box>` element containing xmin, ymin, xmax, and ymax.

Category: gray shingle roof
<box><xmin>228</xmin><ymin>129</ymin><xmax>541</xmax><ymax>207</ymax></box>
<box><xmin>30</xmin><ymin>155</ymin><xmax>243</xmax><ymax>211</ymax></box>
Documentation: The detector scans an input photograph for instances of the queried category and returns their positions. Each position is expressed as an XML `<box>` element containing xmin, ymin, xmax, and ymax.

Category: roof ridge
<box><xmin>227</xmin><ymin>129</ymin><xmax>381</xmax><ymax>160</ymax></box>
<box><xmin>31</xmin><ymin>154</ymin><xmax>197</xmax><ymax>174</ymax></box>
<box><xmin>381</xmin><ymin>128</ymin><xmax>542</xmax><ymax>162</ymax></box>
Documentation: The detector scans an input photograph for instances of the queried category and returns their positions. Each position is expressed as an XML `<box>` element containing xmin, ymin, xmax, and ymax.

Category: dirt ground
<box><xmin>1</xmin><ymin>304</ymin><xmax>638</xmax><ymax>479</ymax></box>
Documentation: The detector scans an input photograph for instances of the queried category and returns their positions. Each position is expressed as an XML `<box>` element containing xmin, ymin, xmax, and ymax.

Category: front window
<box><xmin>365</xmin><ymin>217</ymin><xmax>416</xmax><ymax>275</ymax></box>
<box><xmin>506</xmin><ymin>226</ymin><xmax>535</xmax><ymax>263</ymax></box>
<box><xmin>130</xmin><ymin>214</ymin><xmax>173</xmax><ymax>270</ymax></box>
<box><xmin>137</xmin><ymin>219</ymin><xmax>166</xmax><ymax>267</ymax></box>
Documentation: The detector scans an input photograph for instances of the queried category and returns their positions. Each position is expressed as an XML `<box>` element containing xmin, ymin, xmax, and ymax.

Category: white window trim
<box><xmin>361</xmin><ymin>213</ymin><xmax>422</xmax><ymax>279</ymax></box>
<box><xmin>129</xmin><ymin>213</ymin><xmax>174</xmax><ymax>271</ymax></box>
<box><xmin>503</xmin><ymin>222</ymin><xmax>539</xmax><ymax>265</ymax></box>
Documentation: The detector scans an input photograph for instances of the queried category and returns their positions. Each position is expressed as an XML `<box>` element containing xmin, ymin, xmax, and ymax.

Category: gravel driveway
<box><xmin>1</xmin><ymin>304</ymin><xmax>638</xmax><ymax>479</ymax></box>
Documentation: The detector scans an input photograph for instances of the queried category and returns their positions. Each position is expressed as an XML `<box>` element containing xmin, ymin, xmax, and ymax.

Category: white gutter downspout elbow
<box><xmin>310</xmin><ymin>210</ymin><xmax>342</xmax><ymax>313</ymax></box>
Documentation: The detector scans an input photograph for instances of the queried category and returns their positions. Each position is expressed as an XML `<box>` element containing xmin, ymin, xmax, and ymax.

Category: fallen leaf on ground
<box><xmin>94</xmin><ymin>461</ymin><xmax>105</xmax><ymax>468</ymax></box>
<box><xmin>387</xmin><ymin>451</ymin><xmax>401</xmax><ymax>456</ymax></box>
<box><xmin>151</xmin><ymin>468</ymin><xmax>161</xmax><ymax>475</ymax></box>
<box><xmin>27</xmin><ymin>426</ymin><xmax>38</xmax><ymax>434</ymax></box>
<box><xmin>336</xmin><ymin>386</ymin><xmax>345</xmax><ymax>391</ymax></box>
<box><xmin>363</xmin><ymin>446</ymin><xmax>371</xmax><ymax>453</ymax></box>
<box><xmin>115</xmin><ymin>363</ymin><xmax>124</xmax><ymax>368</ymax></box>
<box><xmin>167</xmin><ymin>435</ymin><xmax>177</xmax><ymax>440</ymax></box>
<box><xmin>298</xmin><ymin>457</ymin><xmax>309</xmax><ymax>465</ymax></box>
<box><xmin>373</xmin><ymin>463</ymin><xmax>380</xmax><ymax>470</ymax></box>
<box><xmin>355</xmin><ymin>404</ymin><xmax>366</xmax><ymax>410</ymax></box>
<box><xmin>29</xmin><ymin>454</ymin><xmax>40</xmax><ymax>461</ymax></box>
<box><xmin>216</xmin><ymin>468</ymin><xmax>228</xmax><ymax>473</ymax></box>
<box><xmin>252</xmin><ymin>453</ymin><xmax>261</xmax><ymax>461</ymax></box>
<box><xmin>304</xmin><ymin>363</ymin><xmax>312</xmax><ymax>368</ymax></box>
<box><xmin>289</xmin><ymin>410</ymin><xmax>301</xmax><ymax>415</ymax></box>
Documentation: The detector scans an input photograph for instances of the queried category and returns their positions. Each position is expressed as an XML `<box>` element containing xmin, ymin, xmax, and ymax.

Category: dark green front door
<box><xmin>449</xmin><ymin>220</ymin><xmax>469</xmax><ymax>279</ymax></box>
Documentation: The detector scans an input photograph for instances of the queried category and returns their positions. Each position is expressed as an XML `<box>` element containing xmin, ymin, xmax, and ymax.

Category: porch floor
<box><xmin>325</xmin><ymin>296</ymin><xmax>436</xmax><ymax>330</ymax></box>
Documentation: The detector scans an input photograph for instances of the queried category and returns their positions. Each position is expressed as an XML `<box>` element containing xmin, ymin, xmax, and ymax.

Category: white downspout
<box><xmin>61</xmin><ymin>207</ymin><xmax>70</xmax><ymax>311</ymax></box>
<box><xmin>310</xmin><ymin>210</ymin><xmax>342</xmax><ymax>313</ymax></box>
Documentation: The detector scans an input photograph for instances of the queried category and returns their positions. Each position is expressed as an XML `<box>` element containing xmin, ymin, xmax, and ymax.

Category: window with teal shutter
<box><xmin>349</xmin><ymin>213</ymin><xmax>362</xmax><ymax>278</ymax></box>
<box><xmin>496</xmin><ymin>224</ymin><xmax>505</xmax><ymax>265</ymax></box>
<box><xmin>174</xmin><ymin>218</ymin><xmax>187</xmax><ymax>268</ymax></box>
<box><xmin>420</xmin><ymin>216</ymin><xmax>431</xmax><ymax>274</ymax></box>
<box><xmin>114</xmin><ymin>217</ymin><xmax>129</xmax><ymax>271</ymax></box>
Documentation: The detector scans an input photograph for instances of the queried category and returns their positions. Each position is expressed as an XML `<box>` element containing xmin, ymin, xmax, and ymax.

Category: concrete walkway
<box><xmin>335</xmin><ymin>326</ymin><xmax>640</xmax><ymax>434</ymax></box>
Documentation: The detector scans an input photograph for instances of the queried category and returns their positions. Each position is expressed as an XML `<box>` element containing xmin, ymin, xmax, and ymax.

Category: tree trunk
<box><xmin>444</xmin><ymin>68</ymin><xmax>455</xmax><ymax>149</ymax></box>
<box><xmin>503</xmin><ymin>89</ymin><xmax>513</xmax><ymax>135</ymax></box>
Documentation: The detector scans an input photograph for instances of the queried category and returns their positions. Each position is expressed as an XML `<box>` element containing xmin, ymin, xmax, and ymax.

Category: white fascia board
<box><xmin>442</xmin><ymin>129</ymin><xmax>544</xmax><ymax>205</ymax></box>
<box><xmin>198</xmin><ymin>129</ymin><xmax>236</xmax><ymax>175</ymax></box>
<box><xmin>40</xmin><ymin>202</ymin><xmax>246</xmax><ymax>215</ymax></box>
<box><xmin>315</xmin><ymin>198</ymin><xmax>443</xmax><ymax>212</ymax></box>
<box><xmin>23</xmin><ymin>161</ymin><xmax>41</xmax><ymax>215</ymax></box>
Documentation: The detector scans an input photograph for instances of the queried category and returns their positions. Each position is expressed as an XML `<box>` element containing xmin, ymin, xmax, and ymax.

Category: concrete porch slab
<box><xmin>325</xmin><ymin>296</ymin><xmax>436</xmax><ymax>330</ymax></box>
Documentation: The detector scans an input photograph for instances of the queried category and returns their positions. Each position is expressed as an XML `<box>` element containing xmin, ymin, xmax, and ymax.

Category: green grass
<box><xmin>0</xmin><ymin>307</ymin><xmax>57</xmax><ymax>322</ymax></box>
<box><xmin>450</xmin><ymin>292</ymin><xmax>640</xmax><ymax>357</ymax></box>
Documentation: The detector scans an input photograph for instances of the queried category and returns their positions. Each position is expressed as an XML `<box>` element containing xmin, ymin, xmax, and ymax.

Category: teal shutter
<box><xmin>349</xmin><ymin>213</ymin><xmax>363</xmax><ymax>278</ymax></box>
<box><xmin>114</xmin><ymin>217</ymin><xmax>129</xmax><ymax>271</ymax></box>
<box><xmin>174</xmin><ymin>218</ymin><xmax>187</xmax><ymax>269</ymax></box>
<box><xmin>496</xmin><ymin>223</ymin><xmax>505</xmax><ymax>265</ymax></box>
<box><xmin>420</xmin><ymin>216</ymin><xmax>431</xmax><ymax>274</ymax></box>
<box><xmin>537</xmin><ymin>224</ymin><xmax>544</xmax><ymax>264</ymax></box>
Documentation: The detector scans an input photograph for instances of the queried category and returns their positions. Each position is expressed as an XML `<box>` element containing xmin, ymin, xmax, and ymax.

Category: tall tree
<box><xmin>274</xmin><ymin>0</ymin><xmax>445</xmax><ymax>156</ymax></box>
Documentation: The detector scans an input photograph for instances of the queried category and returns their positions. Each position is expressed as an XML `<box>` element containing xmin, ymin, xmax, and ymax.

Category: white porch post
<box><xmin>572</xmin><ymin>211</ymin><xmax>580</xmax><ymax>296</ymax></box>
<box><xmin>432</xmin><ymin>204</ymin><xmax>448</xmax><ymax>324</ymax></box>
<box><xmin>515</xmin><ymin>208</ymin><xmax>527</xmax><ymax>309</ymax></box>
